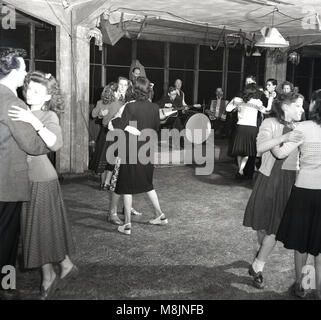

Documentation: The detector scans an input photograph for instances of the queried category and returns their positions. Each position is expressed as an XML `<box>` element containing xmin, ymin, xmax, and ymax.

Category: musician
<box><xmin>174</xmin><ymin>79</ymin><xmax>188</xmax><ymax>108</ymax></box>
<box><xmin>157</xmin><ymin>86</ymin><xmax>185</xmax><ymax>131</ymax></box>
<box><xmin>130</xmin><ymin>67</ymin><xmax>141</xmax><ymax>84</ymax></box>
<box><xmin>205</xmin><ymin>87</ymin><xmax>229</xmax><ymax>138</ymax></box>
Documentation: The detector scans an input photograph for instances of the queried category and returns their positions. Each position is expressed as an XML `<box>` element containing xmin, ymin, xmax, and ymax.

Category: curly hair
<box><xmin>309</xmin><ymin>90</ymin><xmax>321</xmax><ymax>125</ymax></box>
<box><xmin>270</xmin><ymin>92</ymin><xmax>303</xmax><ymax>124</ymax></box>
<box><xmin>242</xmin><ymin>83</ymin><xmax>261</xmax><ymax>102</ymax></box>
<box><xmin>101</xmin><ymin>82</ymin><xmax>117</xmax><ymax>104</ymax></box>
<box><xmin>0</xmin><ymin>47</ymin><xmax>26</xmax><ymax>79</ymax></box>
<box><xmin>133</xmin><ymin>76</ymin><xmax>151</xmax><ymax>101</ymax></box>
<box><xmin>23</xmin><ymin>71</ymin><xmax>64</xmax><ymax>114</ymax></box>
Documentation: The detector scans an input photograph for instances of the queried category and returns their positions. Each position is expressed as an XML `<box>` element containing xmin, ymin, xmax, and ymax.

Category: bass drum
<box><xmin>184</xmin><ymin>113</ymin><xmax>211</xmax><ymax>144</ymax></box>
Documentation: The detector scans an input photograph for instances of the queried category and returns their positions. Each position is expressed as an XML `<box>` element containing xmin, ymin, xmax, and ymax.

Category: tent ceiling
<box><xmin>4</xmin><ymin>0</ymin><xmax>321</xmax><ymax>46</ymax></box>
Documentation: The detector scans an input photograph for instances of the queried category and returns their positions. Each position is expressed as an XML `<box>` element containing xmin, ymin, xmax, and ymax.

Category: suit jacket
<box><xmin>0</xmin><ymin>84</ymin><xmax>49</xmax><ymax>202</ymax></box>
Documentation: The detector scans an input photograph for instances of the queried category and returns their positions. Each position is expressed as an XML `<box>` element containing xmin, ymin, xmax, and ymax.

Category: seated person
<box><xmin>157</xmin><ymin>86</ymin><xmax>185</xmax><ymax>131</ymax></box>
<box><xmin>205</xmin><ymin>87</ymin><xmax>229</xmax><ymax>137</ymax></box>
<box><xmin>174</xmin><ymin>79</ymin><xmax>188</xmax><ymax>108</ymax></box>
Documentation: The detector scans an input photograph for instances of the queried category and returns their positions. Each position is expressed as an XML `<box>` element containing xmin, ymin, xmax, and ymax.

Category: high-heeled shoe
<box><xmin>40</xmin><ymin>275</ymin><xmax>60</xmax><ymax>300</ymax></box>
<box><xmin>107</xmin><ymin>213</ymin><xmax>123</xmax><ymax>225</ymax></box>
<box><xmin>118</xmin><ymin>223</ymin><xmax>131</xmax><ymax>235</ymax></box>
<box><xmin>149</xmin><ymin>213</ymin><xmax>168</xmax><ymax>225</ymax></box>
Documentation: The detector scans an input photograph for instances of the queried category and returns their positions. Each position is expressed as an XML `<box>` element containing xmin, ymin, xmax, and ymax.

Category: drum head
<box><xmin>185</xmin><ymin>113</ymin><xmax>211</xmax><ymax>144</ymax></box>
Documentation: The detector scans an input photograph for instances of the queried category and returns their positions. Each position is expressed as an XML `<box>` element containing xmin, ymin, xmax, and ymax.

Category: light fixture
<box><xmin>61</xmin><ymin>0</ymin><xmax>70</xmax><ymax>9</ymax></box>
<box><xmin>255</xmin><ymin>26</ymin><xmax>289</xmax><ymax>48</ymax></box>
<box><xmin>255</xmin><ymin>7</ymin><xmax>289</xmax><ymax>48</ymax></box>
<box><xmin>252</xmin><ymin>48</ymin><xmax>261</xmax><ymax>57</ymax></box>
<box><xmin>288</xmin><ymin>52</ymin><xmax>300</xmax><ymax>65</ymax></box>
<box><xmin>87</xmin><ymin>27</ymin><xmax>103</xmax><ymax>50</ymax></box>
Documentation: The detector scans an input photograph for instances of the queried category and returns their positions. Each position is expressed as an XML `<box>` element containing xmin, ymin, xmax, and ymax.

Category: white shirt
<box><xmin>226</xmin><ymin>97</ymin><xmax>262</xmax><ymax>127</ymax></box>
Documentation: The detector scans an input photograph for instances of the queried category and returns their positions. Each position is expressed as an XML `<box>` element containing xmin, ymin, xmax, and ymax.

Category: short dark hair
<box><xmin>167</xmin><ymin>86</ymin><xmax>176</xmax><ymax>94</ymax></box>
<box><xmin>266</xmin><ymin>78</ymin><xmax>278</xmax><ymax>86</ymax></box>
<box><xmin>281</xmin><ymin>81</ymin><xmax>294</xmax><ymax>91</ymax></box>
<box><xmin>133</xmin><ymin>76</ymin><xmax>151</xmax><ymax>101</ymax></box>
<box><xmin>0</xmin><ymin>47</ymin><xmax>27</xmax><ymax>79</ymax></box>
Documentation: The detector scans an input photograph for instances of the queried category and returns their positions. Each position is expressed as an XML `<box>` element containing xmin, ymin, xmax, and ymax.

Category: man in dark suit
<box><xmin>0</xmin><ymin>48</ymin><xmax>49</xmax><ymax>299</ymax></box>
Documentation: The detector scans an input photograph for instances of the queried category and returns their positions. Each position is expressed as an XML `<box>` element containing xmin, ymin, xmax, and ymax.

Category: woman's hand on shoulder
<box><xmin>285</xmin><ymin>129</ymin><xmax>304</xmax><ymax>143</ymax></box>
<box><xmin>8</xmin><ymin>105</ymin><xmax>36</xmax><ymax>124</ymax></box>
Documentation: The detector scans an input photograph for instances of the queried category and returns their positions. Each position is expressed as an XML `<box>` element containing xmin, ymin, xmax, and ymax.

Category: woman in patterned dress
<box><xmin>8</xmin><ymin>71</ymin><xmax>77</xmax><ymax>300</ymax></box>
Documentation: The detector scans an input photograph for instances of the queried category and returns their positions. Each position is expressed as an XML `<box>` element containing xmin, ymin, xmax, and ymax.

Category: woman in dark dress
<box><xmin>111</xmin><ymin>77</ymin><xmax>168</xmax><ymax>235</ymax></box>
<box><xmin>243</xmin><ymin>93</ymin><xmax>304</xmax><ymax>290</ymax></box>
<box><xmin>89</xmin><ymin>83</ymin><xmax>120</xmax><ymax>190</ymax></box>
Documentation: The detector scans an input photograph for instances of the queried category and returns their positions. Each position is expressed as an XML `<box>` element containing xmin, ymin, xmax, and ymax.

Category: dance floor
<box><xmin>16</xmin><ymin>161</ymin><xmax>314</xmax><ymax>299</ymax></box>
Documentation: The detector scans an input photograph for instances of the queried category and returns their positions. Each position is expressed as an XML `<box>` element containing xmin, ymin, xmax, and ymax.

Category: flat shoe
<box><xmin>248</xmin><ymin>265</ymin><xmax>264</xmax><ymax>289</ymax></box>
<box><xmin>40</xmin><ymin>276</ymin><xmax>60</xmax><ymax>300</ymax></box>
<box><xmin>118</xmin><ymin>223</ymin><xmax>131</xmax><ymax>235</ymax></box>
<box><xmin>108</xmin><ymin>213</ymin><xmax>123</xmax><ymax>225</ymax></box>
<box><xmin>61</xmin><ymin>265</ymin><xmax>79</xmax><ymax>281</ymax></box>
<box><xmin>131</xmin><ymin>208</ymin><xmax>143</xmax><ymax>216</ymax></box>
<box><xmin>149</xmin><ymin>214</ymin><xmax>168</xmax><ymax>225</ymax></box>
<box><xmin>289</xmin><ymin>282</ymin><xmax>307</xmax><ymax>299</ymax></box>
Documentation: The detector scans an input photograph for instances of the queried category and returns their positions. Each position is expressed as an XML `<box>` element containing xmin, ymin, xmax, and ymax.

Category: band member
<box><xmin>174</xmin><ymin>79</ymin><xmax>188</xmax><ymax>107</ymax></box>
<box><xmin>205</xmin><ymin>87</ymin><xmax>229</xmax><ymax>138</ymax></box>
<box><xmin>157</xmin><ymin>86</ymin><xmax>187</xmax><ymax>132</ymax></box>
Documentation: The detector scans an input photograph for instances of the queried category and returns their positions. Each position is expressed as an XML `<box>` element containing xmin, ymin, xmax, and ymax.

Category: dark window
<box><xmin>199</xmin><ymin>46</ymin><xmax>224</xmax><ymax>71</ymax></box>
<box><xmin>90</xmin><ymin>65</ymin><xmax>103</xmax><ymax>104</ymax></box>
<box><xmin>313</xmin><ymin>77</ymin><xmax>321</xmax><ymax>92</ymax></box>
<box><xmin>34</xmin><ymin>61</ymin><xmax>56</xmax><ymax>77</ymax></box>
<box><xmin>295</xmin><ymin>57</ymin><xmax>311</xmax><ymax>77</ymax></box>
<box><xmin>169</xmin><ymin>43</ymin><xmax>194</xmax><ymax>69</ymax></box>
<box><xmin>0</xmin><ymin>25</ymin><xmax>30</xmax><ymax>58</ymax></box>
<box><xmin>35</xmin><ymin>26</ymin><xmax>56</xmax><ymax>60</ymax></box>
<box><xmin>105</xmin><ymin>66</ymin><xmax>130</xmax><ymax>84</ymax></box>
<box><xmin>228</xmin><ymin>48</ymin><xmax>242</xmax><ymax>72</ymax></box>
<box><xmin>198</xmin><ymin>72</ymin><xmax>223</xmax><ymax>105</ymax></box>
<box><xmin>137</xmin><ymin>40</ymin><xmax>164</xmax><ymax>68</ymax></box>
<box><xmin>106</xmin><ymin>38</ymin><xmax>132</xmax><ymax>66</ymax></box>
<box><xmin>145</xmin><ymin>68</ymin><xmax>164</xmax><ymax>102</ymax></box>
<box><xmin>295</xmin><ymin>77</ymin><xmax>310</xmax><ymax>100</ymax></box>
<box><xmin>226</xmin><ymin>72</ymin><xmax>241</xmax><ymax>100</ymax></box>
<box><xmin>90</xmin><ymin>38</ymin><xmax>103</xmax><ymax>64</ymax></box>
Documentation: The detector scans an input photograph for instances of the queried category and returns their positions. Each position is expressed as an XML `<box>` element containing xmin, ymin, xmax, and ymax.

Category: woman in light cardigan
<box><xmin>243</xmin><ymin>92</ymin><xmax>304</xmax><ymax>290</ymax></box>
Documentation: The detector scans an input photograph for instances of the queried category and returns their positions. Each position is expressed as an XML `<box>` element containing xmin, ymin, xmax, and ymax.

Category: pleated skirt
<box><xmin>21</xmin><ymin>179</ymin><xmax>75</xmax><ymax>269</ymax></box>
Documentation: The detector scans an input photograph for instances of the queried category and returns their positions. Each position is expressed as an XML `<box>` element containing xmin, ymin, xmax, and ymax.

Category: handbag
<box><xmin>109</xmin><ymin>156</ymin><xmax>121</xmax><ymax>192</ymax></box>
